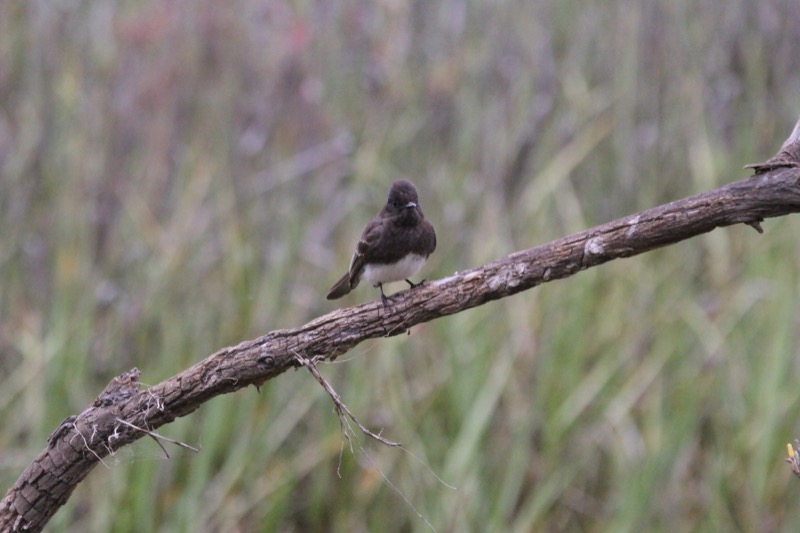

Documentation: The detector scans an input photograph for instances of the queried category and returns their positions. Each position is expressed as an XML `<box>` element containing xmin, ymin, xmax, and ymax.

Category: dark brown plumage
<box><xmin>327</xmin><ymin>180</ymin><xmax>436</xmax><ymax>305</ymax></box>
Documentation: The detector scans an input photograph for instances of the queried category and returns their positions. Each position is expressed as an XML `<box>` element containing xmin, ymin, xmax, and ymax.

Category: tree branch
<box><xmin>3</xmin><ymin>120</ymin><xmax>800</xmax><ymax>532</ymax></box>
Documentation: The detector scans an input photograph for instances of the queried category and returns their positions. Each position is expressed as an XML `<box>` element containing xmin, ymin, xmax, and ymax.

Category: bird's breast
<box><xmin>361</xmin><ymin>254</ymin><xmax>427</xmax><ymax>285</ymax></box>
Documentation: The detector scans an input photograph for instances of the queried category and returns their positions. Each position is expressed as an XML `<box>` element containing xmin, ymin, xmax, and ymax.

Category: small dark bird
<box><xmin>327</xmin><ymin>180</ymin><xmax>437</xmax><ymax>305</ymax></box>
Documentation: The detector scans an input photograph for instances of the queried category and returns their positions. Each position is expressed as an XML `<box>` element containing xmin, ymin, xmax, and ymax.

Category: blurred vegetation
<box><xmin>2</xmin><ymin>0</ymin><xmax>800</xmax><ymax>531</ymax></box>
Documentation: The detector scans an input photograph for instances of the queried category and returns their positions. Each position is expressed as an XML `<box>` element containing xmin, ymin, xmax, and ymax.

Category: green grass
<box><xmin>2</xmin><ymin>0</ymin><xmax>800</xmax><ymax>531</ymax></box>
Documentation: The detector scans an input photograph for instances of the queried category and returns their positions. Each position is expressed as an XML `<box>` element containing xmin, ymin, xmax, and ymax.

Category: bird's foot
<box><xmin>405</xmin><ymin>278</ymin><xmax>426</xmax><ymax>289</ymax></box>
<box><xmin>377</xmin><ymin>283</ymin><xmax>392</xmax><ymax>307</ymax></box>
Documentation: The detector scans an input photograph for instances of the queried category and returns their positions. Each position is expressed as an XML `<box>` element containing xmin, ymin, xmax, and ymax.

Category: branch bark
<box><xmin>3</xmin><ymin>121</ymin><xmax>800</xmax><ymax>532</ymax></box>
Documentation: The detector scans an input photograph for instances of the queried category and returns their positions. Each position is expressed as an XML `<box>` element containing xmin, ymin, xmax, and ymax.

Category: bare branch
<box><xmin>3</xmin><ymin>119</ymin><xmax>800</xmax><ymax>532</ymax></box>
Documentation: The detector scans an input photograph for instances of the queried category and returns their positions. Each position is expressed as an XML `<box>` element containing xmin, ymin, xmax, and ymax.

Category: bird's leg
<box><xmin>405</xmin><ymin>278</ymin><xmax>426</xmax><ymax>289</ymax></box>
<box><xmin>378</xmin><ymin>283</ymin><xmax>390</xmax><ymax>306</ymax></box>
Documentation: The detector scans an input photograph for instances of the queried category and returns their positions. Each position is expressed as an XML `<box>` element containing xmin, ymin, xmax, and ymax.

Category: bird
<box><xmin>327</xmin><ymin>179</ymin><xmax>437</xmax><ymax>305</ymax></box>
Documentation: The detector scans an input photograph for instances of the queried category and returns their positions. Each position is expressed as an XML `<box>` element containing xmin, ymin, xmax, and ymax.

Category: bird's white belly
<box><xmin>361</xmin><ymin>254</ymin><xmax>427</xmax><ymax>285</ymax></box>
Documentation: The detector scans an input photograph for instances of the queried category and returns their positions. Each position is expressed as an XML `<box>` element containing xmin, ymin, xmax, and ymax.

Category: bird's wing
<box><xmin>348</xmin><ymin>216</ymin><xmax>384</xmax><ymax>285</ymax></box>
<box><xmin>427</xmin><ymin>220</ymin><xmax>437</xmax><ymax>255</ymax></box>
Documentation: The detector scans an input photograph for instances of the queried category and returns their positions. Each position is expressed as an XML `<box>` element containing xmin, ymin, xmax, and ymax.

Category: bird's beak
<box><xmin>404</xmin><ymin>201</ymin><xmax>417</xmax><ymax>209</ymax></box>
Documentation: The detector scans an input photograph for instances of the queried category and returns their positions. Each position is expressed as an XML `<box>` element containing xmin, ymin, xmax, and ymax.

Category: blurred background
<box><xmin>2</xmin><ymin>0</ymin><xmax>800</xmax><ymax>531</ymax></box>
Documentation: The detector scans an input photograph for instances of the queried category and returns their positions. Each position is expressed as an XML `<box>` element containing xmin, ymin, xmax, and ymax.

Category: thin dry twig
<box><xmin>292</xmin><ymin>350</ymin><xmax>401</xmax><ymax>448</ymax></box>
<box><xmin>71</xmin><ymin>424</ymin><xmax>112</xmax><ymax>471</ymax></box>
<box><xmin>292</xmin><ymin>351</ymin><xmax>439</xmax><ymax>532</ymax></box>
<box><xmin>115</xmin><ymin>418</ymin><xmax>200</xmax><ymax>456</ymax></box>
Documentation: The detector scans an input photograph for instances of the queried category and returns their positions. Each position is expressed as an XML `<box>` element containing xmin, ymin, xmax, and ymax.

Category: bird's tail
<box><xmin>326</xmin><ymin>273</ymin><xmax>352</xmax><ymax>300</ymax></box>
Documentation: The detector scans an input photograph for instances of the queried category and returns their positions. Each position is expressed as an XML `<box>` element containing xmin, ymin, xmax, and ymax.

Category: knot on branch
<box><xmin>584</xmin><ymin>237</ymin><xmax>606</xmax><ymax>257</ymax></box>
<box><xmin>257</xmin><ymin>353</ymin><xmax>276</xmax><ymax>369</ymax></box>
<box><xmin>93</xmin><ymin>368</ymin><xmax>141</xmax><ymax>408</ymax></box>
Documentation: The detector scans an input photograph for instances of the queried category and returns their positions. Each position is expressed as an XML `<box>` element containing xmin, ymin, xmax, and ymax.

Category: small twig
<box><xmin>294</xmin><ymin>350</ymin><xmax>456</xmax><ymax>489</ymax></box>
<box><xmin>355</xmin><ymin>442</ymin><xmax>439</xmax><ymax>533</ymax></box>
<box><xmin>293</xmin><ymin>351</ymin><xmax>401</xmax><ymax>448</ymax></box>
<box><xmin>115</xmin><ymin>418</ymin><xmax>200</xmax><ymax>455</ymax></box>
<box><xmin>293</xmin><ymin>351</ymin><xmax>439</xmax><ymax>532</ymax></box>
<box><xmin>71</xmin><ymin>424</ymin><xmax>111</xmax><ymax>470</ymax></box>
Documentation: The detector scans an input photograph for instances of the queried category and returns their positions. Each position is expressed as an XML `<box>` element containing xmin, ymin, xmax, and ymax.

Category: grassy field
<box><xmin>2</xmin><ymin>0</ymin><xmax>800</xmax><ymax>531</ymax></box>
